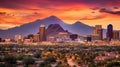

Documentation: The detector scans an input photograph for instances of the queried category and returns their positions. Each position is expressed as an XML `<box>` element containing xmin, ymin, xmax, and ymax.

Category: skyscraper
<box><xmin>106</xmin><ymin>24</ymin><xmax>113</xmax><ymax>41</ymax></box>
<box><xmin>93</xmin><ymin>25</ymin><xmax>103</xmax><ymax>40</ymax></box>
<box><xmin>113</xmin><ymin>30</ymin><xmax>119</xmax><ymax>40</ymax></box>
<box><xmin>39</xmin><ymin>24</ymin><xmax>46</xmax><ymax>41</ymax></box>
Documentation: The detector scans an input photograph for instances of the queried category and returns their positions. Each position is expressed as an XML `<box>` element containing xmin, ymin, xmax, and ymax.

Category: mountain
<box><xmin>0</xmin><ymin>16</ymin><xmax>66</xmax><ymax>39</ymax></box>
<box><xmin>46</xmin><ymin>24</ymin><xmax>65</xmax><ymax>37</ymax></box>
<box><xmin>62</xmin><ymin>21</ymin><xmax>94</xmax><ymax>36</ymax></box>
<box><xmin>0</xmin><ymin>16</ymin><xmax>106</xmax><ymax>39</ymax></box>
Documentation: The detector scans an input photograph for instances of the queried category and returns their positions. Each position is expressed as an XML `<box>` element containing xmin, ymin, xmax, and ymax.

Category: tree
<box><xmin>0</xmin><ymin>64</ymin><xmax>5</xmax><ymax>67</ymax></box>
<box><xmin>106</xmin><ymin>61</ymin><xmax>120</xmax><ymax>67</ymax></box>
<box><xmin>45</xmin><ymin>55</ymin><xmax>56</xmax><ymax>63</ymax></box>
<box><xmin>88</xmin><ymin>62</ymin><xmax>97</xmax><ymax>67</ymax></box>
<box><xmin>16</xmin><ymin>54</ymin><xmax>24</xmax><ymax>60</ymax></box>
<box><xmin>23</xmin><ymin>57</ymin><xmax>35</xmax><ymax>67</ymax></box>
<box><xmin>4</xmin><ymin>55</ymin><xmax>16</xmax><ymax>64</ymax></box>
<box><xmin>34</xmin><ymin>53</ymin><xmax>41</xmax><ymax>58</ymax></box>
<box><xmin>39</xmin><ymin>62</ymin><xmax>51</xmax><ymax>67</ymax></box>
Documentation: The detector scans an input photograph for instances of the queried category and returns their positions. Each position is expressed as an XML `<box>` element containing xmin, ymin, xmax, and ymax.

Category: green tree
<box><xmin>45</xmin><ymin>55</ymin><xmax>56</xmax><ymax>63</ymax></box>
<box><xmin>34</xmin><ymin>53</ymin><xmax>41</xmax><ymax>58</ymax></box>
<box><xmin>23</xmin><ymin>57</ymin><xmax>35</xmax><ymax>67</ymax></box>
<box><xmin>4</xmin><ymin>55</ymin><xmax>16</xmax><ymax>64</ymax></box>
<box><xmin>16</xmin><ymin>54</ymin><xmax>24</xmax><ymax>60</ymax></box>
<box><xmin>106</xmin><ymin>61</ymin><xmax>120</xmax><ymax>67</ymax></box>
<box><xmin>39</xmin><ymin>62</ymin><xmax>51</xmax><ymax>67</ymax></box>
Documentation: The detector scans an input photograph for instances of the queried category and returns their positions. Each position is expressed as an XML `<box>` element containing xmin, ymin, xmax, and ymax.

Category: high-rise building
<box><xmin>39</xmin><ymin>24</ymin><xmax>46</xmax><ymax>41</ymax></box>
<box><xmin>113</xmin><ymin>30</ymin><xmax>119</xmax><ymax>40</ymax></box>
<box><xmin>93</xmin><ymin>25</ymin><xmax>103</xmax><ymax>40</ymax></box>
<box><xmin>106</xmin><ymin>24</ymin><xmax>113</xmax><ymax>41</ymax></box>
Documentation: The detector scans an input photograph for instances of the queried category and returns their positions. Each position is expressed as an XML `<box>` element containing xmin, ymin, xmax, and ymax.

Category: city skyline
<box><xmin>0</xmin><ymin>0</ymin><xmax>120</xmax><ymax>30</ymax></box>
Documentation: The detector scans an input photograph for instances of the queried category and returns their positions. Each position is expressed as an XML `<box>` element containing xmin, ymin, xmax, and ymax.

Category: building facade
<box><xmin>39</xmin><ymin>24</ymin><xmax>46</xmax><ymax>41</ymax></box>
<box><xmin>106</xmin><ymin>24</ymin><xmax>113</xmax><ymax>41</ymax></box>
<box><xmin>113</xmin><ymin>30</ymin><xmax>119</xmax><ymax>40</ymax></box>
<box><xmin>93</xmin><ymin>25</ymin><xmax>103</xmax><ymax>40</ymax></box>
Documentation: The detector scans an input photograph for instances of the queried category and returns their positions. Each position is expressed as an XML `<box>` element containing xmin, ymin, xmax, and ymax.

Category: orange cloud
<box><xmin>0</xmin><ymin>0</ymin><xmax>120</xmax><ymax>30</ymax></box>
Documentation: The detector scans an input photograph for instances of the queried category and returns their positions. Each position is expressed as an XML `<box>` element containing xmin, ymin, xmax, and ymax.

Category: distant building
<box><xmin>93</xmin><ymin>25</ymin><xmax>103</xmax><ymax>40</ymax></box>
<box><xmin>91</xmin><ymin>34</ymin><xmax>100</xmax><ymax>41</ymax></box>
<box><xmin>5</xmin><ymin>38</ymin><xmax>11</xmax><ymax>44</ymax></box>
<box><xmin>113</xmin><ymin>30</ymin><xmax>119</xmax><ymax>40</ymax></box>
<box><xmin>70</xmin><ymin>34</ymin><xmax>78</xmax><ymax>41</ymax></box>
<box><xmin>86</xmin><ymin>35</ymin><xmax>92</xmax><ymax>42</ymax></box>
<box><xmin>15</xmin><ymin>34</ymin><xmax>23</xmax><ymax>44</ymax></box>
<box><xmin>27</xmin><ymin>34</ymin><xmax>34</xmax><ymax>42</ymax></box>
<box><xmin>33</xmin><ymin>34</ymin><xmax>39</xmax><ymax>42</ymax></box>
<box><xmin>47</xmin><ymin>36</ymin><xmax>56</xmax><ymax>42</ymax></box>
<box><xmin>106</xmin><ymin>24</ymin><xmax>113</xmax><ymax>41</ymax></box>
<box><xmin>0</xmin><ymin>38</ymin><xmax>2</xmax><ymax>42</ymax></box>
<box><xmin>39</xmin><ymin>24</ymin><xmax>46</xmax><ymax>41</ymax></box>
<box><xmin>24</xmin><ymin>39</ymin><xmax>31</xmax><ymax>45</ymax></box>
<box><xmin>56</xmin><ymin>32</ymin><xmax>70</xmax><ymax>42</ymax></box>
<box><xmin>58</xmin><ymin>32</ymin><xmax>69</xmax><ymax>38</ymax></box>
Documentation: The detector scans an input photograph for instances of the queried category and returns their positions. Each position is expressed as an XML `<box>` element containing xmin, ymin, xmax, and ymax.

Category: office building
<box><xmin>93</xmin><ymin>25</ymin><xmax>103</xmax><ymax>40</ymax></box>
<box><xmin>15</xmin><ymin>34</ymin><xmax>23</xmax><ymax>44</ymax></box>
<box><xmin>113</xmin><ymin>30</ymin><xmax>119</xmax><ymax>40</ymax></box>
<box><xmin>106</xmin><ymin>24</ymin><xmax>113</xmax><ymax>41</ymax></box>
<box><xmin>33</xmin><ymin>34</ymin><xmax>39</xmax><ymax>42</ymax></box>
<box><xmin>70</xmin><ymin>34</ymin><xmax>78</xmax><ymax>41</ymax></box>
<box><xmin>39</xmin><ymin>24</ymin><xmax>46</xmax><ymax>41</ymax></box>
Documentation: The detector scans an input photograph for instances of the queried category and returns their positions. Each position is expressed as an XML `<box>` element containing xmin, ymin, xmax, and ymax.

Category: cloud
<box><xmin>113</xmin><ymin>7</ymin><xmax>119</xmax><ymax>9</ymax></box>
<box><xmin>79</xmin><ymin>15</ymin><xmax>105</xmax><ymax>20</ymax></box>
<box><xmin>0</xmin><ymin>0</ymin><xmax>120</xmax><ymax>30</ymax></box>
<box><xmin>0</xmin><ymin>0</ymin><xmax>120</xmax><ymax>10</ymax></box>
<box><xmin>99</xmin><ymin>8</ymin><xmax>120</xmax><ymax>15</ymax></box>
<box><xmin>0</xmin><ymin>12</ymin><xmax>6</xmax><ymax>15</ymax></box>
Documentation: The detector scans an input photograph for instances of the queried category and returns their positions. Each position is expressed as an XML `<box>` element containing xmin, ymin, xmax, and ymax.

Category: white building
<box><xmin>15</xmin><ymin>34</ymin><xmax>23</xmax><ymax>44</ymax></box>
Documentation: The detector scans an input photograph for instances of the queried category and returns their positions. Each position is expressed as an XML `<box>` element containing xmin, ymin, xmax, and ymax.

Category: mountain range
<box><xmin>0</xmin><ymin>16</ymin><xmax>107</xmax><ymax>39</ymax></box>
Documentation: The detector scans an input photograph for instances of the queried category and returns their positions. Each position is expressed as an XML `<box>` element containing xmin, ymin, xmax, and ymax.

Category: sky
<box><xmin>0</xmin><ymin>0</ymin><xmax>120</xmax><ymax>30</ymax></box>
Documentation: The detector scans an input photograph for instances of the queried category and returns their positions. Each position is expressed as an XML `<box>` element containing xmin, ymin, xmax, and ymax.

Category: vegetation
<box><xmin>23</xmin><ymin>57</ymin><xmax>35</xmax><ymax>67</ymax></box>
<box><xmin>0</xmin><ymin>44</ymin><xmax>120</xmax><ymax>67</ymax></box>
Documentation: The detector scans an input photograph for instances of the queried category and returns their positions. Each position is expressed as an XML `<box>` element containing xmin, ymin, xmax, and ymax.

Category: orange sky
<box><xmin>0</xmin><ymin>0</ymin><xmax>120</xmax><ymax>30</ymax></box>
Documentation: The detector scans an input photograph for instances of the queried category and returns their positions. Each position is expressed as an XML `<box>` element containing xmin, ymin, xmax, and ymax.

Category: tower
<box><xmin>113</xmin><ymin>30</ymin><xmax>119</xmax><ymax>40</ymax></box>
<box><xmin>106</xmin><ymin>24</ymin><xmax>113</xmax><ymax>41</ymax></box>
<box><xmin>93</xmin><ymin>25</ymin><xmax>103</xmax><ymax>40</ymax></box>
<box><xmin>39</xmin><ymin>24</ymin><xmax>46</xmax><ymax>41</ymax></box>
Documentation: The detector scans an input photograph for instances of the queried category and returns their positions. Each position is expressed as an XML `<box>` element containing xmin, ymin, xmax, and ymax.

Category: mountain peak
<box><xmin>45</xmin><ymin>15</ymin><xmax>60</xmax><ymax>20</ymax></box>
<box><xmin>49</xmin><ymin>15</ymin><xmax>58</xmax><ymax>18</ymax></box>
<box><xmin>73</xmin><ymin>21</ymin><xmax>84</xmax><ymax>25</ymax></box>
<box><xmin>73</xmin><ymin>21</ymin><xmax>90</xmax><ymax>27</ymax></box>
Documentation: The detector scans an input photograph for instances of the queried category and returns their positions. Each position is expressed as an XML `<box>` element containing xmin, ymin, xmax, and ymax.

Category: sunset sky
<box><xmin>0</xmin><ymin>0</ymin><xmax>120</xmax><ymax>30</ymax></box>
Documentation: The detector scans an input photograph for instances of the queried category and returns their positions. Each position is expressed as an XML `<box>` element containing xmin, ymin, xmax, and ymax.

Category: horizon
<box><xmin>0</xmin><ymin>0</ymin><xmax>120</xmax><ymax>30</ymax></box>
<box><xmin>0</xmin><ymin>15</ymin><xmax>119</xmax><ymax>31</ymax></box>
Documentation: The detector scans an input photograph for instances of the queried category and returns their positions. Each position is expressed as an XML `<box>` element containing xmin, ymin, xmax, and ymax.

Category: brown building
<box><xmin>113</xmin><ymin>30</ymin><xmax>119</xmax><ymax>40</ymax></box>
<box><xmin>33</xmin><ymin>34</ymin><xmax>39</xmax><ymax>42</ymax></box>
<box><xmin>39</xmin><ymin>24</ymin><xmax>46</xmax><ymax>41</ymax></box>
<box><xmin>93</xmin><ymin>25</ymin><xmax>103</xmax><ymax>40</ymax></box>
